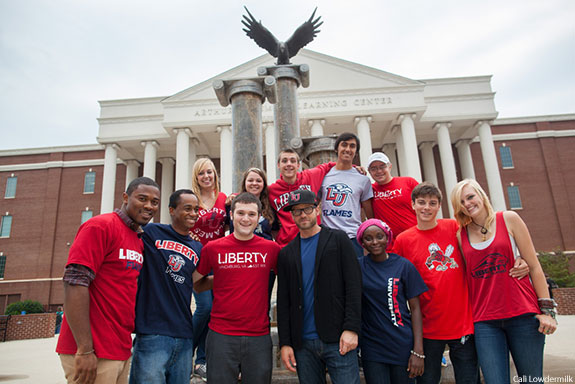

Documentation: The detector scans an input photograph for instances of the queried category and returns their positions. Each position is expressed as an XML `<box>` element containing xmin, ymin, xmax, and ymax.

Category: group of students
<box><xmin>54</xmin><ymin>131</ymin><xmax>557</xmax><ymax>384</ymax></box>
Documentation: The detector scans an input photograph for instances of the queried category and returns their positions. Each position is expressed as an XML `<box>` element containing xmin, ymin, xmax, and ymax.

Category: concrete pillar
<box><xmin>159</xmin><ymin>158</ymin><xmax>175</xmax><ymax>224</ymax></box>
<box><xmin>265</xmin><ymin>122</ymin><xmax>279</xmax><ymax>182</ymax></box>
<box><xmin>477</xmin><ymin>121</ymin><xmax>506</xmax><ymax>211</ymax></box>
<box><xmin>100</xmin><ymin>143</ymin><xmax>118</xmax><ymax>214</ymax></box>
<box><xmin>308</xmin><ymin>119</ymin><xmax>325</xmax><ymax>137</ymax></box>
<box><xmin>398</xmin><ymin>114</ymin><xmax>422</xmax><ymax>181</ymax></box>
<box><xmin>124</xmin><ymin>160</ymin><xmax>140</xmax><ymax>191</ymax></box>
<box><xmin>257</xmin><ymin>64</ymin><xmax>309</xmax><ymax>151</ymax></box>
<box><xmin>189</xmin><ymin>138</ymin><xmax>198</xmax><ymax>180</ymax></box>
<box><xmin>434</xmin><ymin>122</ymin><xmax>458</xmax><ymax>216</ymax></box>
<box><xmin>393</xmin><ymin>126</ymin><xmax>406</xmax><ymax>177</ymax></box>
<box><xmin>217</xmin><ymin>125</ymin><xmax>233</xmax><ymax>195</ymax></box>
<box><xmin>456</xmin><ymin>140</ymin><xmax>476</xmax><ymax>180</ymax></box>
<box><xmin>355</xmin><ymin>116</ymin><xmax>373</xmax><ymax>167</ymax></box>
<box><xmin>141</xmin><ymin>140</ymin><xmax>159</xmax><ymax>180</ymax></box>
<box><xmin>174</xmin><ymin>128</ymin><xmax>191</xmax><ymax>189</ymax></box>
<box><xmin>419</xmin><ymin>142</ymin><xmax>438</xmax><ymax>185</ymax></box>
<box><xmin>213</xmin><ymin>76</ymin><xmax>277</xmax><ymax>192</ymax></box>
<box><xmin>382</xmin><ymin>144</ymin><xmax>399</xmax><ymax>177</ymax></box>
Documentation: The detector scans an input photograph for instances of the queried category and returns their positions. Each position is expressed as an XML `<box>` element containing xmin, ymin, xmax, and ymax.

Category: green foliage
<box><xmin>4</xmin><ymin>300</ymin><xmax>45</xmax><ymax>315</ymax></box>
<box><xmin>538</xmin><ymin>250</ymin><xmax>575</xmax><ymax>288</ymax></box>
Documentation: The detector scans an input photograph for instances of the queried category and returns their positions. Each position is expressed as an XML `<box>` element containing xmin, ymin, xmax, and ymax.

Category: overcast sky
<box><xmin>0</xmin><ymin>0</ymin><xmax>573</xmax><ymax>150</ymax></box>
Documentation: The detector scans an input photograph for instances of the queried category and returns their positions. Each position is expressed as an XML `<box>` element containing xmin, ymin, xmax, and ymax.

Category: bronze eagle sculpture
<box><xmin>242</xmin><ymin>6</ymin><xmax>323</xmax><ymax>65</ymax></box>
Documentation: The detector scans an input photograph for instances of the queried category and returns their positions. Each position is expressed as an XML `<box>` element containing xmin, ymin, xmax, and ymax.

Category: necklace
<box><xmin>471</xmin><ymin>220</ymin><xmax>488</xmax><ymax>241</ymax></box>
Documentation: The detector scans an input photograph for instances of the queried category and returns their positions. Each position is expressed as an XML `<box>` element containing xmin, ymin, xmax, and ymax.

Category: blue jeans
<box><xmin>363</xmin><ymin>360</ymin><xmax>414</xmax><ymax>384</ymax></box>
<box><xmin>192</xmin><ymin>289</ymin><xmax>212</xmax><ymax>365</ymax></box>
<box><xmin>417</xmin><ymin>336</ymin><xmax>478</xmax><ymax>384</ymax></box>
<box><xmin>205</xmin><ymin>329</ymin><xmax>272</xmax><ymax>384</ymax></box>
<box><xmin>474</xmin><ymin>314</ymin><xmax>545</xmax><ymax>384</ymax></box>
<box><xmin>129</xmin><ymin>334</ymin><xmax>193</xmax><ymax>384</ymax></box>
<box><xmin>294</xmin><ymin>338</ymin><xmax>360</xmax><ymax>384</ymax></box>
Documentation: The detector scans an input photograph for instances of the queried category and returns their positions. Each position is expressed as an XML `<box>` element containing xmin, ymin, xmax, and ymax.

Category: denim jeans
<box><xmin>294</xmin><ymin>338</ymin><xmax>361</xmax><ymax>384</ymax></box>
<box><xmin>417</xmin><ymin>336</ymin><xmax>478</xmax><ymax>384</ymax></box>
<box><xmin>474</xmin><ymin>314</ymin><xmax>545</xmax><ymax>384</ymax></box>
<box><xmin>192</xmin><ymin>289</ymin><xmax>212</xmax><ymax>365</ymax></box>
<box><xmin>363</xmin><ymin>360</ymin><xmax>414</xmax><ymax>384</ymax></box>
<box><xmin>205</xmin><ymin>329</ymin><xmax>272</xmax><ymax>384</ymax></box>
<box><xmin>129</xmin><ymin>334</ymin><xmax>193</xmax><ymax>384</ymax></box>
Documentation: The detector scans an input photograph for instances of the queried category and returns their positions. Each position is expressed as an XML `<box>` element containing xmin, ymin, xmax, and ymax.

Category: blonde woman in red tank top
<box><xmin>451</xmin><ymin>179</ymin><xmax>557</xmax><ymax>384</ymax></box>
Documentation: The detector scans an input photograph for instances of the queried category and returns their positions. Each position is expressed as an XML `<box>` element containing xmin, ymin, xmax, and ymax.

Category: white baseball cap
<box><xmin>368</xmin><ymin>152</ymin><xmax>391</xmax><ymax>168</ymax></box>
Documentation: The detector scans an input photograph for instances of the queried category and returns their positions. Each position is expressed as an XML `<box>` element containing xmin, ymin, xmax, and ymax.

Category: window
<box><xmin>0</xmin><ymin>254</ymin><xmax>6</xmax><ymax>279</ymax></box>
<box><xmin>84</xmin><ymin>171</ymin><xmax>96</xmax><ymax>193</ymax></box>
<box><xmin>507</xmin><ymin>185</ymin><xmax>522</xmax><ymax>209</ymax></box>
<box><xmin>81</xmin><ymin>210</ymin><xmax>93</xmax><ymax>224</ymax></box>
<box><xmin>499</xmin><ymin>145</ymin><xmax>514</xmax><ymax>169</ymax></box>
<box><xmin>4</xmin><ymin>176</ymin><xmax>17</xmax><ymax>198</ymax></box>
<box><xmin>0</xmin><ymin>215</ymin><xmax>12</xmax><ymax>238</ymax></box>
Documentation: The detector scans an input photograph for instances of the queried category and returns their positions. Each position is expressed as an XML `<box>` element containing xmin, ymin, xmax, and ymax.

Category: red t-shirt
<box><xmin>192</xmin><ymin>192</ymin><xmax>227</xmax><ymax>245</ymax></box>
<box><xmin>268</xmin><ymin>163</ymin><xmax>334</xmax><ymax>247</ymax></box>
<box><xmin>372</xmin><ymin>177</ymin><xmax>419</xmax><ymax>236</ymax></box>
<box><xmin>461</xmin><ymin>212</ymin><xmax>539</xmax><ymax>322</ymax></box>
<box><xmin>56</xmin><ymin>212</ymin><xmax>143</xmax><ymax>360</ymax></box>
<box><xmin>196</xmin><ymin>234</ymin><xmax>280</xmax><ymax>336</ymax></box>
<box><xmin>392</xmin><ymin>219</ymin><xmax>474</xmax><ymax>339</ymax></box>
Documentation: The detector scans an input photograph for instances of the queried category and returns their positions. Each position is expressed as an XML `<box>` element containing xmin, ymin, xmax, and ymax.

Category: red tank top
<box><xmin>461</xmin><ymin>212</ymin><xmax>539</xmax><ymax>322</ymax></box>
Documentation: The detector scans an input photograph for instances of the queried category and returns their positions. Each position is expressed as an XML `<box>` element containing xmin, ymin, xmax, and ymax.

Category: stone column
<box><xmin>217</xmin><ymin>125</ymin><xmax>233</xmax><ymax>195</ymax></box>
<box><xmin>381</xmin><ymin>144</ymin><xmax>399</xmax><ymax>177</ymax></box>
<box><xmin>189</xmin><ymin>138</ymin><xmax>198</xmax><ymax>178</ymax></box>
<box><xmin>434</xmin><ymin>122</ymin><xmax>458</xmax><ymax>216</ymax></box>
<box><xmin>419</xmin><ymin>142</ymin><xmax>438</xmax><ymax>185</ymax></box>
<box><xmin>355</xmin><ymin>116</ymin><xmax>373</xmax><ymax>167</ymax></box>
<box><xmin>100</xmin><ymin>143</ymin><xmax>119</xmax><ymax>214</ymax></box>
<box><xmin>398</xmin><ymin>114</ymin><xmax>422</xmax><ymax>181</ymax></box>
<box><xmin>264</xmin><ymin>122</ymin><xmax>279</xmax><ymax>182</ymax></box>
<box><xmin>174</xmin><ymin>128</ymin><xmax>191</xmax><ymax>189</ymax></box>
<box><xmin>141</xmin><ymin>140</ymin><xmax>159</xmax><ymax>180</ymax></box>
<box><xmin>308</xmin><ymin>119</ymin><xmax>325</xmax><ymax>136</ymax></box>
<box><xmin>456</xmin><ymin>140</ymin><xmax>476</xmax><ymax>180</ymax></box>
<box><xmin>257</xmin><ymin>64</ymin><xmax>309</xmax><ymax>151</ymax></box>
<box><xmin>477</xmin><ymin>121</ymin><xmax>506</xmax><ymax>211</ymax></box>
<box><xmin>393</xmin><ymin>126</ymin><xmax>406</xmax><ymax>176</ymax></box>
<box><xmin>124</xmin><ymin>160</ymin><xmax>140</xmax><ymax>191</ymax></box>
<box><xmin>159</xmin><ymin>158</ymin><xmax>175</xmax><ymax>223</ymax></box>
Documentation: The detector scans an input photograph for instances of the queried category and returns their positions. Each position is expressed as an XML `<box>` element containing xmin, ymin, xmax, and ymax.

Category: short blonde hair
<box><xmin>450</xmin><ymin>179</ymin><xmax>495</xmax><ymax>231</ymax></box>
<box><xmin>191</xmin><ymin>158</ymin><xmax>220</xmax><ymax>209</ymax></box>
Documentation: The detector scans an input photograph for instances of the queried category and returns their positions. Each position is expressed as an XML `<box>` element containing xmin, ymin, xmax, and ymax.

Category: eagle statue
<box><xmin>242</xmin><ymin>6</ymin><xmax>323</xmax><ymax>65</ymax></box>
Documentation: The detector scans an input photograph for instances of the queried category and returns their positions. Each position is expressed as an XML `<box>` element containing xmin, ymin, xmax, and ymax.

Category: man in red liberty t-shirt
<box><xmin>368</xmin><ymin>152</ymin><xmax>419</xmax><ymax>237</ymax></box>
<box><xmin>193</xmin><ymin>192</ymin><xmax>280</xmax><ymax>384</ymax></box>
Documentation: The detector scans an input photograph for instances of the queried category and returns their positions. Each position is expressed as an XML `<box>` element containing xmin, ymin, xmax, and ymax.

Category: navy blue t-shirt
<box><xmin>359</xmin><ymin>253</ymin><xmax>427</xmax><ymax>365</ymax></box>
<box><xmin>301</xmin><ymin>232</ymin><xmax>320</xmax><ymax>340</ymax></box>
<box><xmin>135</xmin><ymin>223</ymin><xmax>202</xmax><ymax>338</ymax></box>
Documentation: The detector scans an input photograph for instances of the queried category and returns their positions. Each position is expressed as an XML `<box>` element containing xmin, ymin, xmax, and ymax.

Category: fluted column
<box><xmin>264</xmin><ymin>122</ymin><xmax>278</xmax><ymax>182</ymax></box>
<box><xmin>456</xmin><ymin>140</ymin><xmax>476</xmax><ymax>180</ymax></box>
<box><xmin>355</xmin><ymin>116</ymin><xmax>373</xmax><ymax>167</ymax></box>
<box><xmin>434</xmin><ymin>122</ymin><xmax>458</xmax><ymax>216</ymax></box>
<box><xmin>174</xmin><ymin>128</ymin><xmax>191</xmax><ymax>189</ymax></box>
<box><xmin>217</xmin><ymin>125</ymin><xmax>233</xmax><ymax>195</ymax></box>
<box><xmin>308</xmin><ymin>119</ymin><xmax>325</xmax><ymax>137</ymax></box>
<box><xmin>101</xmin><ymin>143</ymin><xmax>119</xmax><ymax>214</ymax></box>
<box><xmin>419</xmin><ymin>142</ymin><xmax>438</xmax><ymax>185</ymax></box>
<box><xmin>398</xmin><ymin>114</ymin><xmax>422</xmax><ymax>181</ymax></box>
<box><xmin>124</xmin><ymin>160</ymin><xmax>140</xmax><ymax>191</ymax></box>
<box><xmin>159</xmin><ymin>158</ymin><xmax>175</xmax><ymax>223</ymax></box>
<box><xmin>381</xmin><ymin>144</ymin><xmax>399</xmax><ymax>177</ymax></box>
<box><xmin>477</xmin><ymin>121</ymin><xmax>506</xmax><ymax>211</ymax></box>
<box><xmin>141</xmin><ymin>140</ymin><xmax>159</xmax><ymax>180</ymax></box>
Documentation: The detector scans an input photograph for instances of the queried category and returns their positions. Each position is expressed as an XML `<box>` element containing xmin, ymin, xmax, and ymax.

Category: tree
<box><xmin>538</xmin><ymin>250</ymin><xmax>575</xmax><ymax>288</ymax></box>
<box><xmin>5</xmin><ymin>300</ymin><xmax>45</xmax><ymax>315</ymax></box>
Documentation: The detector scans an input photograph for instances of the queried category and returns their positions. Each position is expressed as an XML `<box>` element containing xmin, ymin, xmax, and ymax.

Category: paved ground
<box><xmin>1</xmin><ymin>316</ymin><xmax>574</xmax><ymax>383</ymax></box>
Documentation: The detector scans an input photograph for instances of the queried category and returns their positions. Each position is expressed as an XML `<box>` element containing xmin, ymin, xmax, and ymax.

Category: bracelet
<box><xmin>540</xmin><ymin>307</ymin><xmax>557</xmax><ymax>320</ymax></box>
<box><xmin>410</xmin><ymin>350</ymin><xmax>425</xmax><ymax>359</ymax></box>
<box><xmin>76</xmin><ymin>349</ymin><xmax>95</xmax><ymax>356</ymax></box>
<box><xmin>538</xmin><ymin>298</ymin><xmax>557</xmax><ymax>310</ymax></box>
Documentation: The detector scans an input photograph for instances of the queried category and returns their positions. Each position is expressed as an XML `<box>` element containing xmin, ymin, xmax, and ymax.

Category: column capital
<box><xmin>455</xmin><ymin>139</ymin><xmax>472</xmax><ymax>148</ymax></box>
<box><xmin>173</xmin><ymin>127</ymin><xmax>192</xmax><ymax>136</ymax></box>
<box><xmin>397</xmin><ymin>113</ymin><xmax>417</xmax><ymax>124</ymax></box>
<box><xmin>418</xmin><ymin>141</ymin><xmax>436</xmax><ymax>150</ymax></box>
<box><xmin>103</xmin><ymin>143</ymin><xmax>120</xmax><ymax>151</ymax></box>
<box><xmin>216</xmin><ymin>125</ymin><xmax>232</xmax><ymax>134</ymax></box>
<box><xmin>141</xmin><ymin>140</ymin><xmax>159</xmax><ymax>148</ymax></box>
<box><xmin>353</xmin><ymin>116</ymin><xmax>372</xmax><ymax>126</ymax></box>
<box><xmin>432</xmin><ymin>122</ymin><xmax>452</xmax><ymax>131</ymax></box>
<box><xmin>123</xmin><ymin>159</ymin><xmax>141</xmax><ymax>166</ymax></box>
<box><xmin>307</xmin><ymin>119</ymin><xmax>326</xmax><ymax>128</ymax></box>
<box><xmin>159</xmin><ymin>157</ymin><xmax>175</xmax><ymax>165</ymax></box>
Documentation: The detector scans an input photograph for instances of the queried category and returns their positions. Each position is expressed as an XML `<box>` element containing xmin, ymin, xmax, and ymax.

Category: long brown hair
<box><xmin>240</xmin><ymin>167</ymin><xmax>274</xmax><ymax>224</ymax></box>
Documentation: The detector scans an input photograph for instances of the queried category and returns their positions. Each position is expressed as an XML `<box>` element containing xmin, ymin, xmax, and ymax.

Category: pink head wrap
<box><xmin>356</xmin><ymin>219</ymin><xmax>394</xmax><ymax>250</ymax></box>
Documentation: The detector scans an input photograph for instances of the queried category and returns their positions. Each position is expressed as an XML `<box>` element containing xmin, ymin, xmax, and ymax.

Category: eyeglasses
<box><xmin>291</xmin><ymin>206</ymin><xmax>315</xmax><ymax>216</ymax></box>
